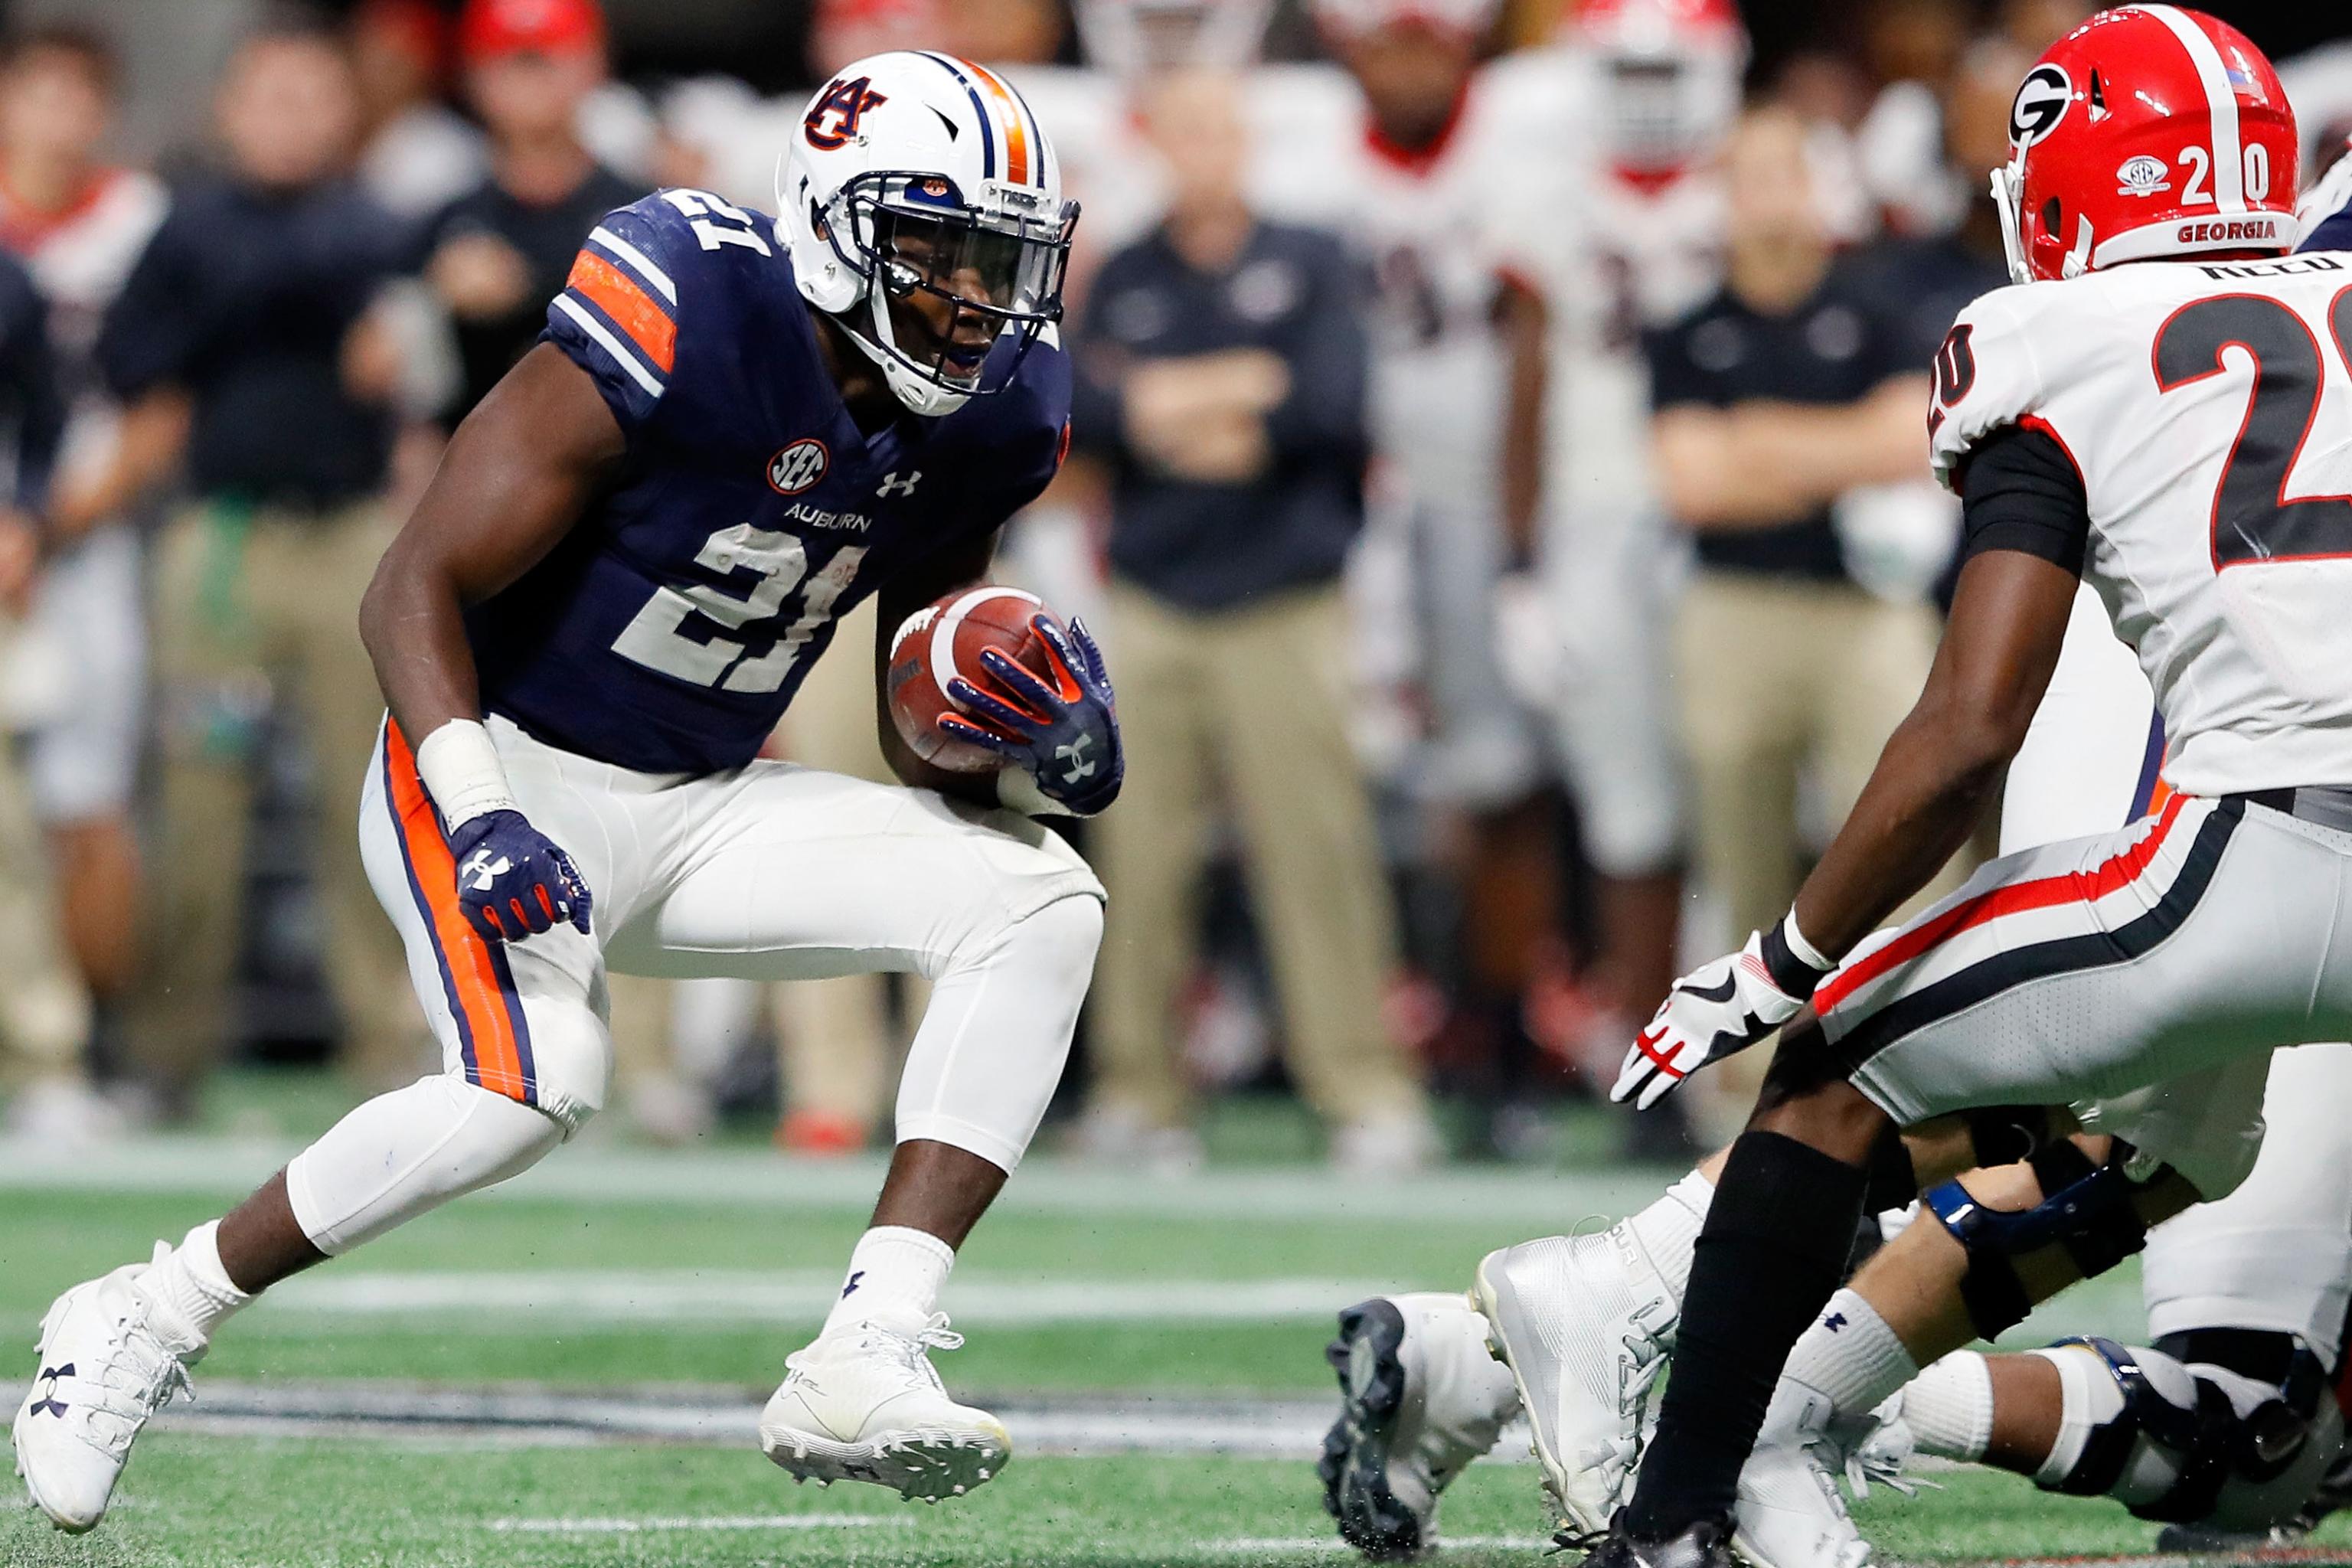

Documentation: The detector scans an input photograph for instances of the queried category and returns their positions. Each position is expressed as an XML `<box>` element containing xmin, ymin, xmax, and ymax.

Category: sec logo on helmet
<box><xmin>768</xmin><ymin>438</ymin><xmax>830</xmax><ymax>495</ymax></box>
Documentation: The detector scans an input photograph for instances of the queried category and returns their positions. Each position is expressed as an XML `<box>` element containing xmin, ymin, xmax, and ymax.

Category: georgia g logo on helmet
<box><xmin>805</xmin><ymin>75</ymin><xmax>890</xmax><ymax>151</ymax></box>
<box><xmin>2009</xmin><ymin>63</ymin><xmax>2073</xmax><ymax>145</ymax></box>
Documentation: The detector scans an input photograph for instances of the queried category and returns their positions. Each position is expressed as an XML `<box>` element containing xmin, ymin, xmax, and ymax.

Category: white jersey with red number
<box><xmin>1930</xmin><ymin>253</ymin><xmax>2352</xmax><ymax>799</ymax></box>
<box><xmin>1549</xmin><ymin>89</ymin><xmax>1724</xmax><ymax>509</ymax></box>
<box><xmin>1251</xmin><ymin>58</ymin><xmax>1566</xmax><ymax>511</ymax></box>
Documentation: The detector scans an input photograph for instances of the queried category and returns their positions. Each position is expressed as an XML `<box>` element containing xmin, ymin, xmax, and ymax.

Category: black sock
<box><xmin>1624</xmin><ymin>1130</ymin><xmax>1865</xmax><ymax>1538</ymax></box>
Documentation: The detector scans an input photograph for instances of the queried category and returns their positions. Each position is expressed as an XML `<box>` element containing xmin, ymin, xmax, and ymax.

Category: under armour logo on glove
<box><xmin>31</xmin><ymin>1363</ymin><xmax>70</xmax><ymax>1418</ymax></box>
<box><xmin>459</xmin><ymin>848</ymin><xmax>512</xmax><ymax>893</ymax></box>
<box><xmin>1612</xmin><ymin>916</ymin><xmax>1831</xmax><ymax>1110</ymax></box>
<box><xmin>445</xmin><ymin>809</ymin><xmax>593</xmax><ymax>944</ymax></box>
<box><xmin>939</xmin><ymin>615</ymin><xmax>1124</xmax><ymax>816</ymax></box>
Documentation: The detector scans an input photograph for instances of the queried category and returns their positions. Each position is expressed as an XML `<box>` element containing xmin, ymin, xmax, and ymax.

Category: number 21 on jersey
<box><xmin>612</xmin><ymin>527</ymin><xmax>866</xmax><ymax>694</ymax></box>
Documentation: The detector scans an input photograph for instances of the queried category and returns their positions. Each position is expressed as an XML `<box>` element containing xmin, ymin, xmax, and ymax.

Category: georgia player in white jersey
<box><xmin>1537</xmin><ymin>0</ymin><xmax>1736</xmax><ymax>1055</ymax></box>
<box><xmin>0</xmin><ymin>28</ymin><xmax>165</xmax><ymax>1086</ymax></box>
<box><xmin>1262</xmin><ymin>0</ymin><xmax>1560</xmax><ymax>807</ymax></box>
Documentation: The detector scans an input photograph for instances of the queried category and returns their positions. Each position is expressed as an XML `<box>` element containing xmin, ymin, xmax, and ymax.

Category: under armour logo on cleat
<box><xmin>841</xmin><ymin>1270</ymin><xmax>865</xmax><ymax>1299</ymax></box>
<box><xmin>30</xmin><ymin>1363</ymin><xmax>70</xmax><ymax>1418</ymax></box>
<box><xmin>1823</xmin><ymin>1312</ymin><xmax>1847</xmax><ymax>1332</ymax></box>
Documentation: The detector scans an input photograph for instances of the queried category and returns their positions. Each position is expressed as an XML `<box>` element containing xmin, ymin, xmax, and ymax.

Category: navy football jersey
<box><xmin>469</xmin><ymin>188</ymin><xmax>1070</xmax><ymax>775</ymax></box>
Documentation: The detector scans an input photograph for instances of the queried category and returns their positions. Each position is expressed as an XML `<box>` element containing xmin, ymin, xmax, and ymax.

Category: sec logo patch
<box><xmin>768</xmin><ymin>438</ymin><xmax>829</xmax><ymax>495</ymax></box>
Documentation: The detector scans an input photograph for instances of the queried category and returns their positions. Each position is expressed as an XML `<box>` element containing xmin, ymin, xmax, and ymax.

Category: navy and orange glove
<box><xmin>940</xmin><ymin>615</ymin><xmax>1124</xmax><ymax>816</ymax></box>
<box><xmin>446</xmin><ymin>809</ymin><xmax>593</xmax><ymax>943</ymax></box>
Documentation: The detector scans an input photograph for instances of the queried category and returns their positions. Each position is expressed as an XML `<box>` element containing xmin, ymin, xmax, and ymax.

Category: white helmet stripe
<box><xmin>2135</xmin><ymin>4</ymin><xmax>2245</xmax><ymax>213</ymax></box>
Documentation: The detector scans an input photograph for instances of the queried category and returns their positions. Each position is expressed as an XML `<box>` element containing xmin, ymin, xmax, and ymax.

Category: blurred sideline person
<box><xmin>1644</xmin><ymin>105</ymin><xmax>1957</xmax><ymax>1144</ymax></box>
<box><xmin>1072</xmin><ymin>67</ymin><xmax>1432</xmax><ymax>1173</ymax></box>
<box><xmin>96</xmin><ymin>18</ymin><xmax>426</xmax><ymax>1112</ymax></box>
<box><xmin>0</xmin><ymin>26</ymin><xmax>165</xmax><ymax>1032</ymax></box>
<box><xmin>348</xmin><ymin>0</ymin><xmax>484</xmax><ymax>221</ymax></box>
<box><xmin>424</xmin><ymin>0</ymin><xmax>639</xmax><ymax>426</ymax></box>
<box><xmin>1528</xmin><ymin>0</ymin><xmax>1736</xmax><ymax>1076</ymax></box>
<box><xmin>0</xmin><ymin>234</ymin><xmax>84</xmax><ymax>1135</ymax></box>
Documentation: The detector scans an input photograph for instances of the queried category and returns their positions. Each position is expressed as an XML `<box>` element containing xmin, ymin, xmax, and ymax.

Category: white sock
<box><xmin>136</xmin><ymin>1221</ymin><xmax>252</xmax><ymax>1348</ymax></box>
<box><xmin>824</xmin><ymin>1226</ymin><xmax>955</xmax><ymax>1336</ymax></box>
<box><xmin>2031</xmin><ymin>1343</ymin><xmax>2126</xmax><ymax>1485</ymax></box>
<box><xmin>1780</xmin><ymin>1288</ymin><xmax>1919</xmax><ymax>1416</ymax></box>
<box><xmin>1625</xmin><ymin>1169</ymin><xmax>1713</xmax><ymax>1299</ymax></box>
<box><xmin>1906</xmin><ymin>1351</ymin><xmax>1995</xmax><ymax>1461</ymax></box>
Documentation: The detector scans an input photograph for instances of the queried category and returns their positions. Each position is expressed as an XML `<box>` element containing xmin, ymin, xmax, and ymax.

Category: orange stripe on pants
<box><xmin>384</xmin><ymin>721</ymin><xmax>533</xmax><ymax>1102</ymax></box>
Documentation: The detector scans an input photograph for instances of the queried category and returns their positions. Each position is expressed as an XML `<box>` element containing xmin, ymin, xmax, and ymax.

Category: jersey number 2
<box><xmin>611</xmin><ymin>526</ymin><xmax>867</xmax><ymax>694</ymax></box>
<box><xmin>2153</xmin><ymin>290</ymin><xmax>2352</xmax><ymax>568</ymax></box>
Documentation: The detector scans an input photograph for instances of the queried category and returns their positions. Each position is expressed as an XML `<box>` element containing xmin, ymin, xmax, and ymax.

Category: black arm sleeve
<box><xmin>1957</xmin><ymin>423</ymin><xmax>2089</xmax><ymax>576</ymax></box>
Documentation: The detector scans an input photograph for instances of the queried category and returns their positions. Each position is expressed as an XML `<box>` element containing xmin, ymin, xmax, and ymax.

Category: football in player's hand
<box><xmin>887</xmin><ymin>586</ymin><xmax>1061</xmax><ymax>773</ymax></box>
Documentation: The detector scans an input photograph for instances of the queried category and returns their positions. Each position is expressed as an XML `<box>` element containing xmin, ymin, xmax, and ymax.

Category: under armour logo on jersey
<box><xmin>877</xmin><ymin>469</ymin><xmax>923</xmax><ymax>498</ymax></box>
<box><xmin>841</xmin><ymin>1270</ymin><xmax>865</xmax><ymax>1300</ymax></box>
<box><xmin>804</xmin><ymin>75</ymin><xmax>889</xmax><ymax>151</ymax></box>
<box><xmin>1052</xmin><ymin>735</ymin><xmax>1097</xmax><ymax>780</ymax></box>
<box><xmin>30</xmin><ymin>1364</ymin><xmax>70</xmax><ymax>1418</ymax></box>
<box><xmin>1823</xmin><ymin>1313</ymin><xmax>1847</xmax><ymax>1333</ymax></box>
<box><xmin>459</xmin><ymin>848</ymin><xmax>512</xmax><ymax>893</ymax></box>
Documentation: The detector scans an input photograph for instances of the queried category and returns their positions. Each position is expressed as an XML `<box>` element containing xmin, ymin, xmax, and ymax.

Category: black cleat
<box><xmin>1570</xmin><ymin>1511</ymin><xmax>1740</xmax><ymax>1568</ymax></box>
<box><xmin>1319</xmin><ymin>1298</ymin><xmax>1423</xmax><ymax>1559</ymax></box>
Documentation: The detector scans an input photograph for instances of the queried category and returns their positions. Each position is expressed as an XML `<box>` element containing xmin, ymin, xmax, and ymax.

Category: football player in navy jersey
<box><xmin>14</xmin><ymin>51</ymin><xmax>1121</xmax><ymax>1530</ymax></box>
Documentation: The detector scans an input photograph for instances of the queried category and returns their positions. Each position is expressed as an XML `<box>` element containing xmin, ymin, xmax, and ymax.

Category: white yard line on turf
<box><xmin>1213</xmin><ymin>1538</ymin><xmax>1553</xmax><ymax>1554</ymax></box>
<box><xmin>488</xmin><ymin>1514</ymin><xmax>906</xmax><ymax>1533</ymax></box>
<box><xmin>0</xmin><ymin>1133</ymin><xmax>1662</xmax><ymax>1224</ymax></box>
<box><xmin>260</xmin><ymin>1269</ymin><xmax>1403</xmax><ymax>1325</ymax></box>
<box><xmin>164</xmin><ymin>1380</ymin><xmax>1539</xmax><ymax>1462</ymax></box>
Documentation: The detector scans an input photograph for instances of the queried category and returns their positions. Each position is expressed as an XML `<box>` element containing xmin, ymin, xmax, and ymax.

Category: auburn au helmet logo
<box><xmin>805</xmin><ymin>76</ymin><xmax>889</xmax><ymax>151</ymax></box>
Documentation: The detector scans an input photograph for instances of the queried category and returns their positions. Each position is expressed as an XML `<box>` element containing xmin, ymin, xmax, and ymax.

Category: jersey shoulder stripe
<box><xmin>586</xmin><ymin>224</ymin><xmax>676</xmax><ymax>304</ymax></box>
<box><xmin>564</xmin><ymin>249</ymin><xmax>676</xmax><ymax>374</ymax></box>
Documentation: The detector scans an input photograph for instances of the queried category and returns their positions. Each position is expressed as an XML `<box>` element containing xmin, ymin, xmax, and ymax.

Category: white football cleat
<box><xmin>1736</xmin><ymin>1383</ymin><xmax>1917</xmax><ymax>1568</ymax></box>
<box><xmin>760</xmin><ymin>1313</ymin><xmax>1008</xmax><ymax>1501</ymax></box>
<box><xmin>1472</xmin><ymin>1227</ymin><xmax>1677</xmax><ymax>1538</ymax></box>
<box><xmin>1318</xmin><ymin>1292</ymin><xmax>1521</xmax><ymax>1557</ymax></box>
<box><xmin>12</xmin><ymin>1250</ymin><xmax>199</xmax><ymax>1533</ymax></box>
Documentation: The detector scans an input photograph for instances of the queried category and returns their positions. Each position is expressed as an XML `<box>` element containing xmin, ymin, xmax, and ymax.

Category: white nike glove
<box><xmin>1612</xmin><ymin>912</ymin><xmax>1834</xmax><ymax>1110</ymax></box>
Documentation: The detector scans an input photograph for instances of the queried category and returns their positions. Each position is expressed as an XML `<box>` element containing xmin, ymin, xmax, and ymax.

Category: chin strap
<box><xmin>838</xmin><ymin>296</ymin><xmax>974</xmax><ymax>418</ymax></box>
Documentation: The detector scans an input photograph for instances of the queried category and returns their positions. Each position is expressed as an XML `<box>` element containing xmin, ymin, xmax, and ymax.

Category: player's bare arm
<box><xmin>358</xmin><ymin>341</ymin><xmax>623</xmax><ymax>744</ymax></box>
<box><xmin>1496</xmin><ymin>275</ymin><xmax>1547</xmax><ymax>560</ymax></box>
<box><xmin>1789</xmin><ymin>546</ymin><xmax>2075</xmax><ymax>956</ymax></box>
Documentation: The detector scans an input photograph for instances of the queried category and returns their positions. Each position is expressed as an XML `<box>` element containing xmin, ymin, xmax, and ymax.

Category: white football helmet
<box><xmin>1572</xmin><ymin>0</ymin><xmax>1746</xmax><ymax>180</ymax></box>
<box><xmin>777</xmin><ymin>50</ymin><xmax>1076</xmax><ymax>416</ymax></box>
<box><xmin>1074</xmin><ymin>0</ymin><xmax>1274</xmax><ymax>75</ymax></box>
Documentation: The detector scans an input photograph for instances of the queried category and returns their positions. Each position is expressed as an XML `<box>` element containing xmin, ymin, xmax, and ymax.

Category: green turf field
<box><xmin>2</xmin><ymin>1075</ymin><xmax>2335</xmax><ymax>1566</ymax></box>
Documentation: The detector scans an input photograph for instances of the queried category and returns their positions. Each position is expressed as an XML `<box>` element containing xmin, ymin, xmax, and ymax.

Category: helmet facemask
<box><xmin>818</xmin><ymin>171</ymin><xmax>1076</xmax><ymax>416</ymax></box>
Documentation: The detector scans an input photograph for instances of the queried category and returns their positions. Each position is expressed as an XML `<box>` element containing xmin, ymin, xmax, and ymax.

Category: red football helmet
<box><xmin>1571</xmin><ymin>0</ymin><xmax>1746</xmax><ymax>178</ymax></box>
<box><xmin>1994</xmin><ymin>5</ymin><xmax>2297</xmax><ymax>285</ymax></box>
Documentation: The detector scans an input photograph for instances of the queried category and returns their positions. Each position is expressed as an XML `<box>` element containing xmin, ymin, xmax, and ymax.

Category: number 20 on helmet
<box><xmin>1994</xmin><ymin>5</ymin><xmax>2297</xmax><ymax>285</ymax></box>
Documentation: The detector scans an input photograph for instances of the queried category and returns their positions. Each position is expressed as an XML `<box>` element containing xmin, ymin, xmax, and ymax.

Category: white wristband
<box><xmin>413</xmin><ymin>718</ymin><xmax>518</xmax><ymax>830</ymax></box>
<box><xmin>995</xmin><ymin>766</ymin><xmax>1073</xmax><ymax>818</ymax></box>
<box><xmin>1779</xmin><ymin>909</ymin><xmax>1835</xmax><ymax>973</ymax></box>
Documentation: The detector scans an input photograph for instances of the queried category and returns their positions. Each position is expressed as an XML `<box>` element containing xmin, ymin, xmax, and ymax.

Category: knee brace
<box><xmin>2036</xmin><ymin>1336</ymin><xmax>2341</xmax><ymax>1530</ymax></box>
<box><xmin>1922</xmin><ymin>1141</ymin><xmax>2149</xmax><ymax>1339</ymax></box>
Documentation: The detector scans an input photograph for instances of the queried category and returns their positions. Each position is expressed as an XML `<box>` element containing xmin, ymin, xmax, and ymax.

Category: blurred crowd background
<box><xmin>2</xmin><ymin>0</ymin><xmax>2347</xmax><ymax>1174</ymax></box>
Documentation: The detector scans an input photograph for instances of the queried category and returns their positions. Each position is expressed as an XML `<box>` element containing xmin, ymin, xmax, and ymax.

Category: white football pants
<box><xmin>1995</xmin><ymin>585</ymin><xmax>2352</xmax><ymax>1359</ymax></box>
<box><xmin>285</xmin><ymin>714</ymin><xmax>1103</xmax><ymax>1254</ymax></box>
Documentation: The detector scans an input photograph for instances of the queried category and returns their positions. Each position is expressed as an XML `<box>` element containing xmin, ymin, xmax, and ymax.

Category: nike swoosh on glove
<box><xmin>940</xmin><ymin>614</ymin><xmax>1124</xmax><ymax>816</ymax></box>
<box><xmin>1612</xmin><ymin>922</ymin><xmax>1828</xmax><ymax>1110</ymax></box>
<box><xmin>446</xmin><ymin>808</ymin><xmax>593</xmax><ymax>943</ymax></box>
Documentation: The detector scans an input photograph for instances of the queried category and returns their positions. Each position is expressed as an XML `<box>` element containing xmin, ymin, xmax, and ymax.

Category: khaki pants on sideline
<box><xmin>1089</xmin><ymin>581</ymin><xmax>1423</xmax><ymax>1130</ymax></box>
<box><xmin>1672</xmin><ymin>570</ymin><xmax>1968</xmax><ymax>1145</ymax></box>
<box><xmin>126</xmin><ymin>501</ymin><xmax>430</xmax><ymax>1095</ymax></box>
<box><xmin>0</xmin><ymin>633</ymin><xmax>88</xmax><ymax>1086</ymax></box>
